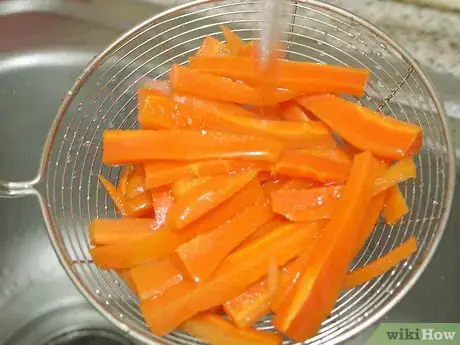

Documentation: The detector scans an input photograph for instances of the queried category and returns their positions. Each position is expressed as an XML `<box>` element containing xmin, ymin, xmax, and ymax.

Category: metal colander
<box><xmin>0</xmin><ymin>0</ymin><xmax>455</xmax><ymax>344</ymax></box>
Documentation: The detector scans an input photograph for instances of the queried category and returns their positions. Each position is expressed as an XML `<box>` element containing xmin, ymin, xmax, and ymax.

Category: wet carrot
<box><xmin>125</xmin><ymin>192</ymin><xmax>154</xmax><ymax>218</ymax></box>
<box><xmin>89</xmin><ymin>218</ymin><xmax>157</xmax><ymax>246</ymax></box>
<box><xmin>180</xmin><ymin>313</ymin><xmax>282</xmax><ymax>345</ymax></box>
<box><xmin>273</xmin><ymin>151</ymin><xmax>378</xmax><ymax>341</ymax></box>
<box><xmin>279</xmin><ymin>102</ymin><xmax>313</xmax><ymax>122</ymax></box>
<box><xmin>189</xmin><ymin>56</ymin><xmax>369</xmax><ymax>96</ymax></box>
<box><xmin>238</xmin><ymin>217</ymin><xmax>287</xmax><ymax>249</ymax></box>
<box><xmin>151</xmin><ymin>186</ymin><xmax>174</xmax><ymax>229</ymax></box>
<box><xmin>125</xmin><ymin>165</ymin><xmax>145</xmax><ymax>199</ymax></box>
<box><xmin>140</xmin><ymin>221</ymin><xmax>322</xmax><ymax>335</ymax></box>
<box><xmin>117</xmin><ymin>165</ymin><xmax>131</xmax><ymax>195</ymax></box>
<box><xmin>196</xmin><ymin>35</ymin><xmax>229</xmax><ymax>57</ymax></box>
<box><xmin>103</xmin><ymin>130</ymin><xmax>284</xmax><ymax>165</ymax></box>
<box><xmin>221</xmin><ymin>26</ymin><xmax>245</xmax><ymax>56</ymax></box>
<box><xmin>98</xmin><ymin>175</ymin><xmax>129</xmax><ymax>217</ymax></box>
<box><xmin>275</xmin><ymin>148</ymin><xmax>351</xmax><ymax>182</ymax></box>
<box><xmin>172</xmin><ymin>177</ymin><xmax>212</xmax><ymax>199</ymax></box>
<box><xmin>383</xmin><ymin>186</ymin><xmax>409</xmax><ymax>224</ymax></box>
<box><xmin>89</xmin><ymin>227</ymin><xmax>183</xmax><ymax>269</ymax></box>
<box><xmin>130</xmin><ymin>258</ymin><xmax>184</xmax><ymax>300</ymax></box>
<box><xmin>144</xmin><ymin>159</ymin><xmax>269</xmax><ymax>190</ymax></box>
<box><xmin>298</xmin><ymin>94</ymin><xmax>422</xmax><ymax>160</ymax></box>
<box><xmin>167</xmin><ymin>172</ymin><xmax>258</xmax><ymax>230</ymax></box>
<box><xmin>117</xmin><ymin>270</ymin><xmax>138</xmax><ymax>294</ymax></box>
<box><xmin>171</xmin><ymin>64</ymin><xmax>298</xmax><ymax>106</ymax></box>
<box><xmin>374</xmin><ymin>157</ymin><xmax>416</xmax><ymax>195</ymax></box>
<box><xmin>239</xmin><ymin>40</ymin><xmax>260</xmax><ymax>58</ymax></box>
<box><xmin>174</xmin><ymin>199</ymin><xmax>272</xmax><ymax>282</ymax></box>
<box><xmin>141</xmin><ymin>80</ymin><xmax>171</xmax><ymax>95</ymax></box>
<box><xmin>343</xmin><ymin>236</ymin><xmax>417</xmax><ymax>290</ymax></box>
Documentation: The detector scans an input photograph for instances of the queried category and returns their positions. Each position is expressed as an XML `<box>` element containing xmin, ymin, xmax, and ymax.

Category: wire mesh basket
<box><xmin>1</xmin><ymin>0</ymin><xmax>454</xmax><ymax>344</ymax></box>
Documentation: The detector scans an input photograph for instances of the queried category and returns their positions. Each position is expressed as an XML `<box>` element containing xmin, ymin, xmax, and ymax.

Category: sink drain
<box><xmin>46</xmin><ymin>329</ymin><xmax>134</xmax><ymax>345</ymax></box>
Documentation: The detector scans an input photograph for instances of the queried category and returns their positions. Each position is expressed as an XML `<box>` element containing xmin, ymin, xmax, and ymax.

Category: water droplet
<box><xmin>376</xmin><ymin>52</ymin><xmax>383</xmax><ymax>57</ymax></box>
<box><xmin>201</xmin><ymin>129</ymin><xmax>207</xmax><ymax>135</ymax></box>
<box><xmin>317</xmin><ymin>40</ymin><xmax>323</xmax><ymax>46</ymax></box>
<box><xmin>87</xmin><ymin>196</ymin><xmax>90</xmax><ymax>201</ymax></box>
<box><xmin>105</xmin><ymin>300</ymin><xmax>110</xmax><ymax>305</ymax></box>
<box><xmin>364</xmin><ymin>312</ymin><xmax>369</xmax><ymax>317</ymax></box>
<box><xmin>67</xmin><ymin>90</ymin><xmax>73</xmax><ymax>96</ymax></box>
<box><xmin>408</xmin><ymin>265</ymin><xmax>413</xmax><ymax>270</ymax></box>
<box><xmin>115</xmin><ymin>279</ymin><xmax>120</xmax><ymax>285</ymax></box>
<box><xmin>433</xmin><ymin>200</ymin><xmax>439</xmax><ymax>205</ymax></box>
<box><xmin>95</xmin><ymin>289</ymin><xmax>101</xmax><ymax>296</ymax></box>
<box><xmin>320</xmin><ymin>51</ymin><xmax>325</xmax><ymax>56</ymax></box>
<box><xmin>108</xmin><ymin>293</ymin><xmax>112</xmax><ymax>299</ymax></box>
<box><xmin>119</xmin><ymin>313</ymin><xmax>124</xmax><ymax>319</ymax></box>
<box><xmin>77</xmin><ymin>102</ymin><xmax>83</xmax><ymax>111</ymax></box>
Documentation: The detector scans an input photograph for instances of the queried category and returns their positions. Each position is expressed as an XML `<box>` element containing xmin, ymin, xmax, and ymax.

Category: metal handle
<box><xmin>0</xmin><ymin>178</ymin><xmax>40</xmax><ymax>198</ymax></box>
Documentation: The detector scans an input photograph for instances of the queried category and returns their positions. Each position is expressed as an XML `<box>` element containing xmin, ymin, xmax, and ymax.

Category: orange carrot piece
<box><xmin>89</xmin><ymin>218</ymin><xmax>157</xmax><ymax>246</ymax></box>
<box><xmin>273</xmin><ymin>151</ymin><xmax>378</xmax><ymax>341</ymax></box>
<box><xmin>102</xmin><ymin>130</ymin><xmax>284</xmax><ymax>165</ymax></box>
<box><xmin>374</xmin><ymin>158</ymin><xmax>416</xmax><ymax>195</ymax></box>
<box><xmin>239</xmin><ymin>40</ymin><xmax>261</xmax><ymax>58</ymax></box>
<box><xmin>298</xmin><ymin>94</ymin><xmax>422</xmax><ymax>160</ymax></box>
<box><xmin>196</xmin><ymin>36</ymin><xmax>229</xmax><ymax>57</ymax></box>
<box><xmin>282</xmin><ymin>179</ymin><xmax>316</xmax><ymax>190</ymax></box>
<box><xmin>140</xmin><ymin>221</ymin><xmax>322</xmax><ymax>335</ymax></box>
<box><xmin>130</xmin><ymin>258</ymin><xmax>184</xmax><ymax>300</ymax></box>
<box><xmin>271</xmin><ymin>259</ymin><xmax>303</xmax><ymax>313</ymax></box>
<box><xmin>89</xmin><ymin>227</ymin><xmax>183</xmax><ymax>269</ymax></box>
<box><xmin>279</xmin><ymin>102</ymin><xmax>313</xmax><ymax>122</ymax></box>
<box><xmin>141</xmin><ymin>80</ymin><xmax>171</xmax><ymax>95</ymax></box>
<box><xmin>174</xmin><ymin>199</ymin><xmax>272</xmax><ymax>282</ymax></box>
<box><xmin>117</xmin><ymin>270</ymin><xmax>138</xmax><ymax>294</ymax></box>
<box><xmin>221</xmin><ymin>25</ymin><xmax>245</xmax><ymax>56</ymax></box>
<box><xmin>151</xmin><ymin>186</ymin><xmax>174</xmax><ymax>228</ymax></box>
<box><xmin>144</xmin><ymin>159</ymin><xmax>269</xmax><ymax>190</ymax></box>
<box><xmin>189</xmin><ymin>56</ymin><xmax>369</xmax><ymax>96</ymax></box>
<box><xmin>270</xmin><ymin>185</ymin><xmax>344</xmax><ymax>222</ymax></box>
<box><xmin>126</xmin><ymin>165</ymin><xmax>145</xmax><ymax>199</ymax></box>
<box><xmin>143</xmin><ymin>93</ymin><xmax>334</xmax><ymax>149</ymax></box>
<box><xmin>98</xmin><ymin>175</ymin><xmax>129</xmax><ymax>216</ymax></box>
<box><xmin>383</xmin><ymin>186</ymin><xmax>409</xmax><ymax>224</ymax></box>
<box><xmin>125</xmin><ymin>192</ymin><xmax>154</xmax><ymax>218</ymax></box>
<box><xmin>167</xmin><ymin>172</ymin><xmax>258</xmax><ymax>230</ymax></box>
<box><xmin>238</xmin><ymin>217</ymin><xmax>287</xmax><ymax>249</ymax></box>
<box><xmin>179</xmin><ymin>179</ymin><xmax>264</xmax><ymax>238</ymax></box>
<box><xmin>171</xmin><ymin>64</ymin><xmax>297</xmax><ymax>106</ymax></box>
<box><xmin>180</xmin><ymin>313</ymin><xmax>282</xmax><ymax>345</ymax></box>
<box><xmin>172</xmin><ymin>176</ymin><xmax>212</xmax><ymax>199</ymax></box>
<box><xmin>343</xmin><ymin>236</ymin><xmax>417</xmax><ymax>290</ymax></box>
<box><xmin>275</xmin><ymin>148</ymin><xmax>351</xmax><ymax>182</ymax></box>
<box><xmin>117</xmin><ymin>165</ymin><xmax>131</xmax><ymax>195</ymax></box>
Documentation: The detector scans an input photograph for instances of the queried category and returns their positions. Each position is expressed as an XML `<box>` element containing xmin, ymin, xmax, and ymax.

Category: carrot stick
<box><xmin>273</xmin><ymin>151</ymin><xmax>378</xmax><ymax>341</ymax></box>
<box><xmin>343</xmin><ymin>236</ymin><xmax>417</xmax><ymax>290</ymax></box>
<box><xmin>238</xmin><ymin>217</ymin><xmax>287</xmax><ymax>249</ymax></box>
<box><xmin>140</xmin><ymin>221</ymin><xmax>322</xmax><ymax>335</ymax></box>
<box><xmin>221</xmin><ymin>26</ymin><xmax>245</xmax><ymax>56</ymax></box>
<box><xmin>117</xmin><ymin>270</ymin><xmax>138</xmax><ymax>294</ymax></box>
<box><xmin>89</xmin><ymin>227</ymin><xmax>183</xmax><ymax>269</ymax></box>
<box><xmin>98</xmin><ymin>175</ymin><xmax>129</xmax><ymax>217</ymax></box>
<box><xmin>275</xmin><ymin>148</ymin><xmax>351</xmax><ymax>182</ymax></box>
<box><xmin>298</xmin><ymin>94</ymin><xmax>422</xmax><ymax>160</ymax></box>
<box><xmin>189</xmin><ymin>56</ymin><xmax>369</xmax><ymax>96</ymax></box>
<box><xmin>167</xmin><ymin>172</ymin><xmax>258</xmax><ymax>230</ymax></box>
<box><xmin>174</xmin><ymin>199</ymin><xmax>272</xmax><ymax>282</ymax></box>
<box><xmin>279</xmin><ymin>102</ymin><xmax>313</xmax><ymax>122</ymax></box>
<box><xmin>374</xmin><ymin>158</ymin><xmax>416</xmax><ymax>195</ymax></box>
<box><xmin>144</xmin><ymin>159</ymin><xmax>269</xmax><ymax>190</ymax></box>
<box><xmin>102</xmin><ymin>130</ymin><xmax>284</xmax><ymax>165</ymax></box>
<box><xmin>124</xmin><ymin>192</ymin><xmax>154</xmax><ymax>218</ymax></box>
<box><xmin>117</xmin><ymin>165</ymin><xmax>131</xmax><ymax>195</ymax></box>
<box><xmin>130</xmin><ymin>258</ymin><xmax>184</xmax><ymax>300</ymax></box>
<box><xmin>141</xmin><ymin>93</ymin><xmax>334</xmax><ymax>149</ymax></box>
<box><xmin>89</xmin><ymin>218</ymin><xmax>157</xmax><ymax>246</ymax></box>
<box><xmin>180</xmin><ymin>313</ymin><xmax>282</xmax><ymax>345</ymax></box>
<box><xmin>151</xmin><ymin>186</ymin><xmax>174</xmax><ymax>228</ymax></box>
<box><xmin>125</xmin><ymin>165</ymin><xmax>145</xmax><ymax>199</ymax></box>
<box><xmin>172</xmin><ymin>177</ymin><xmax>212</xmax><ymax>199</ymax></box>
<box><xmin>196</xmin><ymin>35</ymin><xmax>229</xmax><ymax>57</ymax></box>
<box><xmin>239</xmin><ymin>40</ymin><xmax>261</xmax><ymax>58</ymax></box>
<box><xmin>141</xmin><ymin>79</ymin><xmax>171</xmax><ymax>95</ymax></box>
<box><xmin>171</xmin><ymin>64</ymin><xmax>298</xmax><ymax>106</ymax></box>
<box><xmin>383</xmin><ymin>186</ymin><xmax>409</xmax><ymax>224</ymax></box>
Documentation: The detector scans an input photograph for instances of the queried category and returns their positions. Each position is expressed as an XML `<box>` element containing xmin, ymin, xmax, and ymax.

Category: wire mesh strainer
<box><xmin>0</xmin><ymin>0</ymin><xmax>455</xmax><ymax>344</ymax></box>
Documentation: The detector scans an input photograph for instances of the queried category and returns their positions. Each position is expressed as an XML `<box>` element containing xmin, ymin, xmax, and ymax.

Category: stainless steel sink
<box><xmin>0</xmin><ymin>1</ymin><xmax>458</xmax><ymax>344</ymax></box>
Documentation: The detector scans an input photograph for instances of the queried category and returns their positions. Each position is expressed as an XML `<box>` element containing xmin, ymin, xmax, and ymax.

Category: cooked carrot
<box><xmin>239</xmin><ymin>40</ymin><xmax>261</xmax><ymax>58</ymax></box>
<box><xmin>144</xmin><ymin>159</ymin><xmax>269</xmax><ymax>190</ymax></box>
<box><xmin>273</xmin><ymin>151</ymin><xmax>378</xmax><ymax>341</ymax></box>
<box><xmin>221</xmin><ymin>26</ymin><xmax>245</xmax><ymax>56</ymax></box>
<box><xmin>117</xmin><ymin>165</ymin><xmax>131</xmax><ymax>195</ymax></box>
<box><xmin>140</xmin><ymin>221</ymin><xmax>322</xmax><ymax>335</ymax></box>
<box><xmin>167</xmin><ymin>172</ymin><xmax>258</xmax><ymax>230</ymax></box>
<box><xmin>141</xmin><ymin>80</ymin><xmax>171</xmax><ymax>95</ymax></box>
<box><xmin>102</xmin><ymin>130</ymin><xmax>284</xmax><ymax>165</ymax></box>
<box><xmin>125</xmin><ymin>165</ymin><xmax>145</xmax><ymax>199</ymax></box>
<box><xmin>151</xmin><ymin>186</ymin><xmax>174</xmax><ymax>228</ymax></box>
<box><xmin>179</xmin><ymin>179</ymin><xmax>264</xmax><ymax>239</ymax></box>
<box><xmin>224</xmin><ymin>259</ymin><xmax>278</xmax><ymax>328</ymax></box>
<box><xmin>298</xmin><ymin>94</ymin><xmax>422</xmax><ymax>160</ymax></box>
<box><xmin>271</xmin><ymin>185</ymin><xmax>344</xmax><ymax>222</ymax></box>
<box><xmin>171</xmin><ymin>64</ymin><xmax>298</xmax><ymax>106</ymax></box>
<box><xmin>343</xmin><ymin>236</ymin><xmax>417</xmax><ymax>290</ymax></box>
<box><xmin>383</xmin><ymin>186</ymin><xmax>409</xmax><ymax>224</ymax></box>
<box><xmin>174</xmin><ymin>199</ymin><xmax>272</xmax><ymax>282</ymax></box>
<box><xmin>172</xmin><ymin>177</ymin><xmax>212</xmax><ymax>199</ymax></box>
<box><xmin>89</xmin><ymin>227</ymin><xmax>183</xmax><ymax>269</ymax></box>
<box><xmin>98</xmin><ymin>175</ymin><xmax>129</xmax><ymax>216</ymax></box>
<box><xmin>117</xmin><ymin>270</ymin><xmax>138</xmax><ymax>294</ymax></box>
<box><xmin>238</xmin><ymin>217</ymin><xmax>287</xmax><ymax>249</ymax></box>
<box><xmin>282</xmin><ymin>179</ymin><xmax>316</xmax><ymax>190</ymax></box>
<box><xmin>89</xmin><ymin>218</ymin><xmax>157</xmax><ymax>246</ymax></box>
<box><xmin>189</xmin><ymin>56</ymin><xmax>369</xmax><ymax>96</ymax></box>
<box><xmin>124</xmin><ymin>192</ymin><xmax>154</xmax><ymax>218</ymax></box>
<box><xmin>196</xmin><ymin>36</ymin><xmax>229</xmax><ymax>57</ymax></box>
<box><xmin>180</xmin><ymin>313</ymin><xmax>282</xmax><ymax>345</ymax></box>
<box><xmin>141</xmin><ymin>93</ymin><xmax>334</xmax><ymax>149</ymax></box>
<box><xmin>130</xmin><ymin>258</ymin><xmax>184</xmax><ymax>300</ymax></box>
<box><xmin>374</xmin><ymin>157</ymin><xmax>416</xmax><ymax>195</ymax></box>
<box><xmin>275</xmin><ymin>148</ymin><xmax>351</xmax><ymax>182</ymax></box>
<box><xmin>249</xmin><ymin>105</ymin><xmax>282</xmax><ymax>120</ymax></box>
<box><xmin>279</xmin><ymin>102</ymin><xmax>313</xmax><ymax>122</ymax></box>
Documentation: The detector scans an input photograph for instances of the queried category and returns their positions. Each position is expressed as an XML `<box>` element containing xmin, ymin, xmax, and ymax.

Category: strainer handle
<box><xmin>0</xmin><ymin>178</ymin><xmax>40</xmax><ymax>198</ymax></box>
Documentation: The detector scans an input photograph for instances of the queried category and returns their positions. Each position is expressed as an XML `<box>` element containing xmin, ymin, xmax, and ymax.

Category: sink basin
<box><xmin>0</xmin><ymin>0</ymin><xmax>458</xmax><ymax>344</ymax></box>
